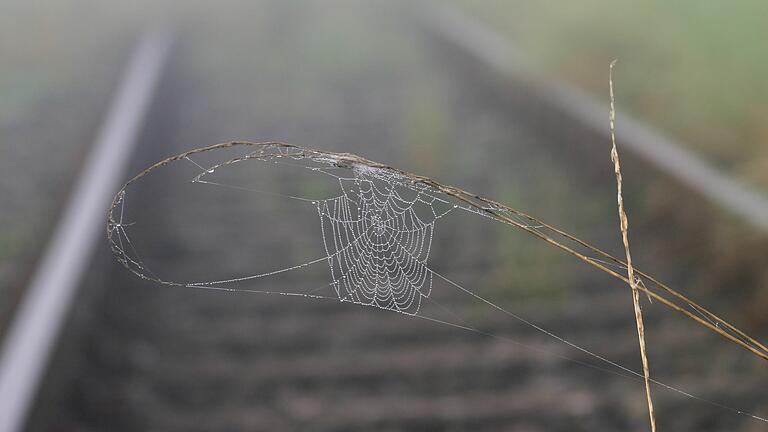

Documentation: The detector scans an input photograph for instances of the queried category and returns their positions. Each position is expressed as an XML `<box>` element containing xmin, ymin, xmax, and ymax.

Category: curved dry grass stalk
<box><xmin>107</xmin><ymin>140</ymin><xmax>768</xmax><ymax>366</ymax></box>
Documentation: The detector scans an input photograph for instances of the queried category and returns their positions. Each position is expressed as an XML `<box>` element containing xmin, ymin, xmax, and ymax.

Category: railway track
<box><xmin>2</xmin><ymin>2</ymin><xmax>766</xmax><ymax>431</ymax></box>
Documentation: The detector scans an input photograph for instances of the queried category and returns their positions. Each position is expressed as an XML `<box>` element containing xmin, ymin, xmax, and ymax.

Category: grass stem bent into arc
<box><xmin>107</xmin><ymin>141</ymin><xmax>768</xmax><ymax>364</ymax></box>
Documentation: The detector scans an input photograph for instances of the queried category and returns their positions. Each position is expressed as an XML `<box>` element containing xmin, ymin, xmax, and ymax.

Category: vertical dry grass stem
<box><xmin>609</xmin><ymin>60</ymin><xmax>657</xmax><ymax>432</ymax></box>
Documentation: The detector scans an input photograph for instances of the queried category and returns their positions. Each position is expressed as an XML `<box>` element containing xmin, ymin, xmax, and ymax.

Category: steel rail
<box><xmin>420</xmin><ymin>3</ymin><xmax>768</xmax><ymax>231</ymax></box>
<box><xmin>0</xmin><ymin>29</ymin><xmax>172</xmax><ymax>432</ymax></box>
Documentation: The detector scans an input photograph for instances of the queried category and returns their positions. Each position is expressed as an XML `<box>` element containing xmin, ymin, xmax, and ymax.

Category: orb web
<box><xmin>317</xmin><ymin>174</ymin><xmax>437</xmax><ymax>314</ymax></box>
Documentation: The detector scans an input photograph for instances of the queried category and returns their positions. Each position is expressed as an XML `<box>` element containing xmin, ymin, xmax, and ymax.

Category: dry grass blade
<box><xmin>108</xmin><ymin>141</ymin><xmax>768</xmax><ymax>365</ymax></box>
<box><xmin>609</xmin><ymin>60</ymin><xmax>656</xmax><ymax>432</ymax></box>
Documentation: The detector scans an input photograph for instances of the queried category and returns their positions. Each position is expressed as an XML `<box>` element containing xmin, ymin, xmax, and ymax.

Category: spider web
<box><xmin>317</xmin><ymin>170</ymin><xmax>451</xmax><ymax>314</ymax></box>
<box><xmin>107</xmin><ymin>143</ymin><xmax>768</xmax><ymax>425</ymax></box>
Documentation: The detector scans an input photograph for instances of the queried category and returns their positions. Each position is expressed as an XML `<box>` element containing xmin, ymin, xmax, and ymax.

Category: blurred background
<box><xmin>1</xmin><ymin>0</ymin><xmax>767</xmax><ymax>430</ymax></box>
